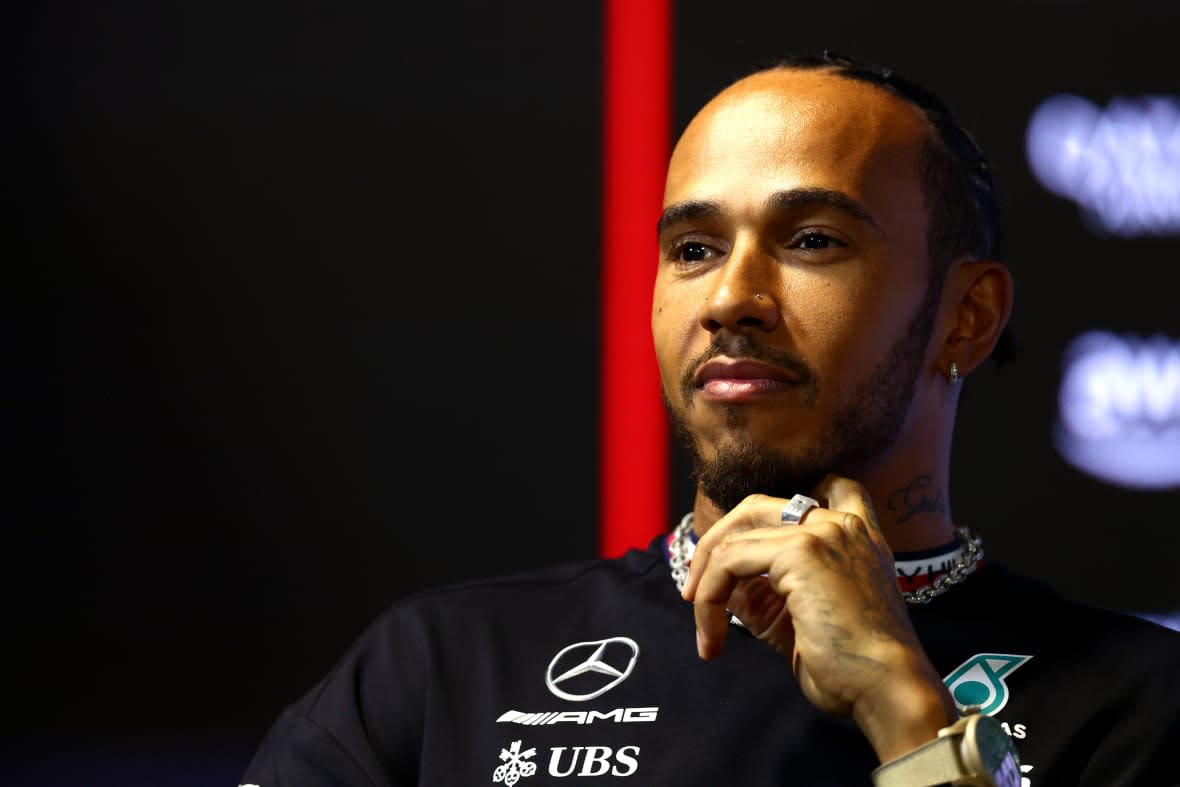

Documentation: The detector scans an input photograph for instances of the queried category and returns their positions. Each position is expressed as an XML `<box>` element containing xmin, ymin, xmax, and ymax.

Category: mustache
<box><xmin>680</xmin><ymin>335</ymin><xmax>818</xmax><ymax>401</ymax></box>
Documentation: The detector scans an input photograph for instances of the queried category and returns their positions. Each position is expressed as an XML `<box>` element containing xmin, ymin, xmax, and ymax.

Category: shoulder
<box><xmin>378</xmin><ymin>539</ymin><xmax>666</xmax><ymax>621</ymax></box>
<box><xmin>946</xmin><ymin>564</ymin><xmax>1180</xmax><ymax>784</ymax></box>
<box><xmin>971</xmin><ymin>562</ymin><xmax>1180</xmax><ymax>641</ymax></box>
<box><xmin>922</xmin><ymin>561</ymin><xmax>1180</xmax><ymax>687</ymax></box>
<box><xmin>304</xmin><ymin>537</ymin><xmax>669</xmax><ymax>691</ymax></box>
<box><xmin>243</xmin><ymin>539</ymin><xmax>672</xmax><ymax>784</ymax></box>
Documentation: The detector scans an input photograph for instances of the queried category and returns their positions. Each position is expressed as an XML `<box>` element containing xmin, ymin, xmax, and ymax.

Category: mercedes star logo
<box><xmin>545</xmin><ymin>636</ymin><xmax>640</xmax><ymax>701</ymax></box>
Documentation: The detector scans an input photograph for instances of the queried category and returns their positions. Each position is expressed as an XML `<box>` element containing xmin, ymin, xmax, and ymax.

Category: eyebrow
<box><xmin>657</xmin><ymin>199</ymin><xmax>724</xmax><ymax>237</ymax></box>
<box><xmin>657</xmin><ymin>188</ymin><xmax>882</xmax><ymax>237</ymax></box>
<box><xmin>768</xmin><ymin>188</ymin><xmax>882</xmax><ymax>233</ymax></box>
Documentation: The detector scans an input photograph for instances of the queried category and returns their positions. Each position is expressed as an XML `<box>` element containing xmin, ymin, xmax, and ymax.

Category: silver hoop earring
<box><xmin>949</xmin><ymin>362</ymin><xmax>959</xmax><ymax>384</ymax></box>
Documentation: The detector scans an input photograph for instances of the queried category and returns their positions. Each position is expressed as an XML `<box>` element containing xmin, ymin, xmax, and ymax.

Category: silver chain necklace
<box><xmin>667</xmin><ymin>512</ymin><xmax>983</xmax><ymax>606</ymax></box>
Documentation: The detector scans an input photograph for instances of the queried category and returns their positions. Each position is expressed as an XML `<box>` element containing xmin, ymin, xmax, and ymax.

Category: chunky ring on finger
<box><xmin>781</xmin><ymin>493</ymin><xmax>819</xmax><ymax>524</ymax></box>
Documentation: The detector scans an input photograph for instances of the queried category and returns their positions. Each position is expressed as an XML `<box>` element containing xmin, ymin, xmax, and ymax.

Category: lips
<box><xmin>694</xmin><ymin>358</ymin><xmax>802</xmax><ymax>386</ymax></box>
<box><xmin>693</xmin><ymin>358</ymin><xmax>803</xmax><ymax>399</ymax></box>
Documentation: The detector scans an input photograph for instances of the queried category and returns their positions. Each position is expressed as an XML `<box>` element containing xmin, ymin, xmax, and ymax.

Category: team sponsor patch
<box><xmin>493</xmin><ymin>740</ymin><xmax>642</xmax><ymax>781</ymax></box>
<box><xmin>545</xmin><ymin>637</ymin><xmax>640</xmax><ymax>701</ymax></box>
<box><xmin>943</xmin><ymin>653</ymin><xmax>1032</xmax><ymax>715</ymax></box>
<box><xmin>497</xmin><ymin>707</ymin><xmax>658</xmax><ymax>724</ymax></box>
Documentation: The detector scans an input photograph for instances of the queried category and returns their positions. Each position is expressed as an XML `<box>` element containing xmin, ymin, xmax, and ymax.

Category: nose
<box><xmin>699</xmin><ymin>242</ymin><xmax>782</xmax><ymax>334</ymax></box>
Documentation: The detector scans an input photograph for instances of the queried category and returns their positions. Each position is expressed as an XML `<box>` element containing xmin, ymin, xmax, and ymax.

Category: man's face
<box><xmin>652</xmin><ymin>68</ymin><xmax>939</xmax><ymax>511</ymax></box>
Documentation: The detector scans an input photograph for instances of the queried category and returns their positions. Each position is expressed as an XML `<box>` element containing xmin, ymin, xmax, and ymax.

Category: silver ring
<box><xmin>781</xmin><ymin>494</ymin><xmax>819</xmax><ymax>524</ymax></box>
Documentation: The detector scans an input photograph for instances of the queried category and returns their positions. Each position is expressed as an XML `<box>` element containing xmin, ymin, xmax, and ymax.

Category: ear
<box><xmin>937</xmin><ymin>258</ymin><xmax>1014</xmax><ymax>380</ymax></box>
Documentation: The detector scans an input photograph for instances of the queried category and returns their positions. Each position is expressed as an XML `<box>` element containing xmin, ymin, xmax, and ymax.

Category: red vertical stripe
<box><xmin>599</xmin><ymin>0</ymin><xmax>672</xmax><ymax>558</ymax></box>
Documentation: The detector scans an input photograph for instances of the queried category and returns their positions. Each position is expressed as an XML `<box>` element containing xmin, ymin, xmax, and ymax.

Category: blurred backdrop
<box><xmin>11</xmin><ymin>1</ymin><xmax>1180</xmax><ymax>784</ymax></box>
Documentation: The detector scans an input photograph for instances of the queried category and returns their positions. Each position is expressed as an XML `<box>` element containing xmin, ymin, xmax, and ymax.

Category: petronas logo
<box><xmin>943</xmin><ymin>653</ymin><xmax>1032</xmax><ymax>716</ymax></box>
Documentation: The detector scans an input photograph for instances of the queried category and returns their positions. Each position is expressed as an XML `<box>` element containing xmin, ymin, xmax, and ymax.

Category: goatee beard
<box><xmin>675</xmin><ymin>425</ymin><xmax>831</xmax><ymax>512</ymax></box>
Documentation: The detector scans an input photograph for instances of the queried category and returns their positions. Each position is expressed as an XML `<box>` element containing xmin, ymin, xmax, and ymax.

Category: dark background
<box><xmin>11</xmin><ymin>1</ymin><xmax>1180</xmax><ymax>784</ymax></box>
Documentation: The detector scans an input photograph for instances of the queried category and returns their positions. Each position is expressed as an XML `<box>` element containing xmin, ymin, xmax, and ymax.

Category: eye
<box><xmin>793</xmin><ymin>231</ymin><xmax>845</xmax><ymax>251</ymax></box>
<box><xmin>668</xmin><ymin>240</ymin><xmax>722</xmax><ymax>263</ymax></box>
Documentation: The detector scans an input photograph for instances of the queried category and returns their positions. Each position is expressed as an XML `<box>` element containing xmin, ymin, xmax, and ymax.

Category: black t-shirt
<box><xmin>241</xmin><ymin>535</ymin><xmax>1180</xmax><ymax>786</ymax></box>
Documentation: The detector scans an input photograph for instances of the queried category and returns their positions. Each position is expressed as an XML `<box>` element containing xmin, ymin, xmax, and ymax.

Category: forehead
<box><xmin>664</xmin><ymin>69</ymin><xmax>931</xmax><ymax>219</ymax></box>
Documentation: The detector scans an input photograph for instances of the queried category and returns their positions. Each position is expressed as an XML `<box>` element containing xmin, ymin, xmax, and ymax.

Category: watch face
<box><xmin>973</xmin><ymin>715</ymin><xmax>1022</xmax><ymax>787</ymax></box>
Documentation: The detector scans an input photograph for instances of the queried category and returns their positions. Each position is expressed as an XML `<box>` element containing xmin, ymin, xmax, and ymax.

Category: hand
<box><xmin>680</xmin><ymin>474</ymin><xmax>957</xmax><ymax>761</ymax></box>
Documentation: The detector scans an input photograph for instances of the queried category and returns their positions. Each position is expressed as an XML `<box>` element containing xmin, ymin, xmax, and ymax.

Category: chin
<box><xmin>694</xmin><ymin>438</ymin><xmax>833</xmax><ymax>513</ymax></box>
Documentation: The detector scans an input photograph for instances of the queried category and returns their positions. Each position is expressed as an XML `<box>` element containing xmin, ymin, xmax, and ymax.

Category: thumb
<box><xmin>811</xmin><ymin>474</ymin><xmax>882</xmax><ymax>533</ymax></box>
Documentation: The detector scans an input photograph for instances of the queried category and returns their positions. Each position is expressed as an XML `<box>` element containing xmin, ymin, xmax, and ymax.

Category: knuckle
<box><xmin>841</xmin><ymin>512</ymin><xmax>871</xmax><ymax>537</ymax></box>
<box><xmin>736</xmin><ymin>493</ymin><xmax>773</xmax><ymax>525</ymax></box>
<box><xmin>792</xmin><ymin>529</ymin><xmax>825</xmax><ymax>555</ymax></box>
<box><xmin>697</xmin><ymin>585</ymin><xmax>730</xmax><ymax>604</ymax></box>
<box><xmin>808</xmin><ymin>519</ymin><xmax>842</xmax><ymax>542</ymax></box>
<box><xmin>713</xmin><ymin>537</ymin><xmax>741</xmax><ymax>563</ymax></box>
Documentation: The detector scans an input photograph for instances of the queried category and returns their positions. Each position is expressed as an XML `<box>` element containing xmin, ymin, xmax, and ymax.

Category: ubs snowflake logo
<box><xmin>492</xmin><ymin>739</ymin><xmax>537</xmax><ymax>785</ymax></box>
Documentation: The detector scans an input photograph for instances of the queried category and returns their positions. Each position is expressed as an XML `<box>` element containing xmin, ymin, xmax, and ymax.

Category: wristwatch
<box><xmin>871</xmin><ymin>707</ymin><xmax>1021</xmax><ymax>787</ymax></box>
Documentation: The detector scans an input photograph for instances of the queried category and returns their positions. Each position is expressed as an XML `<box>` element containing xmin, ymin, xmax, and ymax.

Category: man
<box><xmin>241</xmin><ymin>53</ymin><xmax>1180</xmax><ymax>786</ymax></box>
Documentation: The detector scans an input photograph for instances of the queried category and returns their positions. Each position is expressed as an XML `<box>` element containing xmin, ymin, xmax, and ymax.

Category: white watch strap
<box><xmin>871</xmin><ymin>731</ymin><xmax>964</xmax><ymax>787</ymax></box>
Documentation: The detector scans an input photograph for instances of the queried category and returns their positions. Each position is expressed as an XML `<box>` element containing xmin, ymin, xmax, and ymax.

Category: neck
<box><xmin>691</xmin><ymin>469</ymin><xmax>957</xmax><ymax>553</ymax></box>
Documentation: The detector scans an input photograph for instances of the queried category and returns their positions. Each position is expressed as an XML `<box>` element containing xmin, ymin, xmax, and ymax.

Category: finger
<box><xmin>811</xmin><ymin>474</ymin><xmax>882</xmax><ymax>534</ymax></box>
<box><xmin>693</xmin><ymin>536</ymin><xmax>793</xmax><ymax>659</ymax></box>
<box><xmin>717</xmin><ymin>511</ymin><xmax>846</xmax><ymax>545</ymax></box>
<box><xmin>727</xmin><ymin>575</ymin><xmax>789</xmax><ymax>635</ymax></box>
<box><xmin>727</xmin><ymin>579</ymin><xmax>801</xmax><ymax>675</ymax></box>
<box><xmin>780</xmin><ymin>493</ymin><xmax>822</xmax><ymax>525</ymax></box>
<box><xmin>682</xmin><ymin>494</ymin><xmax>784</xmax><ymax>600</ymax></box>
